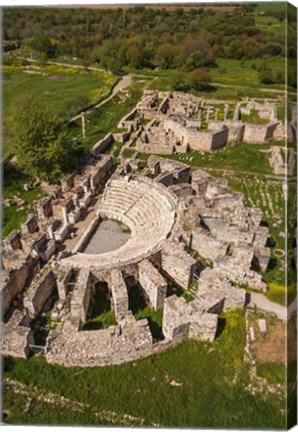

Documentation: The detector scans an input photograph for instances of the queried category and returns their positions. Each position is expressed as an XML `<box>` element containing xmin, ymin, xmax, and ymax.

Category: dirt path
<box><xmin>19</xmin><ymin>58</ymin><xmax>133</xmax><ymax>123</ymax></box>
<box><xmin>249</xmin><ymin>292</ymin><xmax>296</xmax><ymax>321</ymax></box>
<box><xmin>212</xmin><ymin>82</ymin><xmax>294</xmax><ymax>96</ymax></box>
<box><xmin>68</xmin><ymin>74</ymin><xmax>132</xmax><ymax>123</ymax></box>
<box><xmin>4</xmin><ymin>378</ymin><xmax>160</xmax><ymax>427</ymax></box>
<box><xmin>192</xmin><ymin>166</ymin><xmax>290</xmax><ymax>182</ymax></box>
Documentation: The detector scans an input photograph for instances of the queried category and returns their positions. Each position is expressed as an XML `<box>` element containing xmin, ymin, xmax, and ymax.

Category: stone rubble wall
<box><xmin>243</xmin><ymin>122</ymin><xmax>279</xmax><ymax>144</ymax></box>
<box><xmin>138</xmin><ymin>259</ymin><xmax>167</xmax><ymax>310</ymax></box>
<box><xmin>24</xmin><ymin>268</ymin><xmax>57</xmax><ymax>318</ymax></box>
<box><xmin>161</xmin><ymin>242</ymin><xmax>198</xmax><ymax>289</ymax></box>
<box><xmin>91</xmin><ymin>133</ymin><xmax>114</xmax><ymax>157</ymax></box>
<box><xmin>68</xmin><ymin>269</ymin><xmax>92</xmax><ymax>330</ymax></box>
<box><xmin>1</xmin><ymin>255</ymin><xmax>36</xmax><ymax>315</ymax></box>
<box><xmin>111</xmin><ymin>269</ymin><xmax>129</xmax><ymax>320</ymax></box>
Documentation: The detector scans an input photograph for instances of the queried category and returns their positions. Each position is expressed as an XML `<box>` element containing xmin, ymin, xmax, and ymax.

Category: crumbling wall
<box><xmin>111</xmin><ymin>269</ymin><xmax>129</xmax><ymax>320</ymax></box>
<box><xmin>24</xmin><ymin>269</ymin><xmax>57</xmax><ymax>317</ymax></box>
<box><xmin>1</xmin><ymin>255</ymin><xmax>36</xmax><ymax>315</ymax></box>
<box><xmin>91</xmin><ymin>133</ymin><xmax>114</xmax><ymax>157</ymax></box>
<box><xmin>138</xmin><ymin>259</ymin><xmax>167</xmax><ymax>310</ymax></box>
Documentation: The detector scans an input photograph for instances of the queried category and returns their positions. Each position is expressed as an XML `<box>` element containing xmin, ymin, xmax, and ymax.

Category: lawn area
<box><xmin>253</xmin><ymin>2</ymin><xmax>286</xmax><ymax>13</ymax></box>
<box><xmin>134</xmin><ymin>142</ymin><xmax>274</xmax><ymax>175</ymax></box>
<box><xmin>67</xmin><ymin>78</ymin><xmax>148</xmax><ymax>154</ymax></box>
<box><xmin>3</xmin><ymin>389</ymin><xmax>114</xmax><ymax>426</ymax></box>
<box><xmin>2</xmin><ymin>62</ymin><xmax>117</xmax><ymax>158</ymax></box>
<box><xmin>127</xmin><ymin>56</ymin><xmax>290</xmax><ymax>98</ymax></box>
<box><xmin>2</xmin><ymin>163</ymin><xmax>46</xmax><ymax>237</ymax></box>
<box><xmin>3</xmin><ymin>309</ymin><xmax>286</xmax><ymax>428</ymax></box>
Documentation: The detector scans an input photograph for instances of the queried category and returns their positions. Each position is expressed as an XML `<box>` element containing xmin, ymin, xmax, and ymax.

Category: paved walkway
<box><xmin>249</xmin><ymin>292</ymin><xmax>296</xmax><ymax>321</ymax></box>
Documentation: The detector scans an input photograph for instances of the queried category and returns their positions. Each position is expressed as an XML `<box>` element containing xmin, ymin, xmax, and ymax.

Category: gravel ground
<box><xmin>83</xmin><ymin>219</ymin><xmax>130</xmax><ymax>254</ymax></box>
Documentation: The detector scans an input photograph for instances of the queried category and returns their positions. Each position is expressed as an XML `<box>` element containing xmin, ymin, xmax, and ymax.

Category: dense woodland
<box><xmin>3</xmin><ymin>4</ymin><xmax>297</xmax><ymax>87</ymax></box>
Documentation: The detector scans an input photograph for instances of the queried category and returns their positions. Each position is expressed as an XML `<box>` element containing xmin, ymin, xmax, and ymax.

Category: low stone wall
<box><xmin>113</xmin><ymin>132</ymin><xmax>130</xmax><ymax>143</ymax></box>
<box><xmin>73</xmin><ymin>215</ymin><xmax>101</xmax><ymax>253</ymax></box>
<box><xmin>243</xmin><ymin>122</ymin><xmax>279</xmax><ymax>144</ymax></box>
<box><xmin>136</xmin><ymin>142</ymin><xmax>174</xmax><ymax>154</ymax></box>
<box><xmin>24</xmin><ymin>269</ymin><xmax>57</xmax><ymax>317</ymax></box>
<box><xmin>91</xmin><ymin>133</ymin><xmax>114</xmax><ymax>157</ymax></box>
<box><xmin>45</xmin><ymin>323</ymin><xmax>176</xmax><ymax>368</ymax></box>
<box><xmin>138</xmin><ymin>259</ymin><xmax>167</xmax><ymax>310</ymax></box>
<box><xmin>1</xmin><ymin>256</ymin><xmax>36</xmax><ymax>315</ymax></box>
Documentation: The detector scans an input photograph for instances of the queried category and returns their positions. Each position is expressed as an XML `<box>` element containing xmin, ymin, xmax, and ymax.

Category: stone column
<box><xmin>206</xmin><ymin>109</ymin><xmax>210</xmax><ymax>124</ymax></box>
<box><xmin>47</xmin><ymin>224</ymin><xmax>54</xmax><ymax>239</ymax></box>
<box><xmin>224</xmin><ymin>104</ymin><xmax>229</xmax><ymax>121</ymax></box>
<box><xmin>61</xmin><ymin>206</ymin><xmax>68</xmax><ymax>225</ymax></box>
<box><xmin>81</xmin><ymin>113</ymin><xmax>86</xmax><ymax>139</ymax></box>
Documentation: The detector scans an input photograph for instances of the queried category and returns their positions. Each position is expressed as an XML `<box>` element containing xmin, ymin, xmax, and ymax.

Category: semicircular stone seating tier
<box><xmin>61</xmin><ymin>177</ymin><xmax>178</xmax><ymax>270</ymax></box>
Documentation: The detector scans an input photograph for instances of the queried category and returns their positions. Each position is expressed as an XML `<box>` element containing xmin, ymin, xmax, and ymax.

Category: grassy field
<box><xmin>129</xmin><ymin>142</ymin><xmax>275</xmax><ymax>175</ymax></box>
<box><xmin>67</xmin><ymin>78</ymin><xmax>148</xmax><ymax>153</ymax></box>
<box><xmin>3</xmin><ymin>309</ymin><xmax>286</xmax><ymax>428</ymax></box>
<box><xmin>253</xmin><ymin>2</ymin><xmax>286</xmax><ymax>13</ymax></box>
<box><xmin>209</xmin><ymin>57</ymin><xmax>285</xmax><ymax>89</ymax></box>
<box><xmin>2</xmin><ymin>63</ymin><xmax>117</xmax><ymax>158</ymax></box>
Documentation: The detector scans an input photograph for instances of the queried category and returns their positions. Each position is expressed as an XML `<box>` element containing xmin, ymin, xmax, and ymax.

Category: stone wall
<box><xmin>161</xmin><ymin>243</ymin><xmax>198</xmax><ymax>288</ymax></box>
<box><xmin>138</xmin><ymin>259</ymin><xmax>167</xmax><ymax>310</ymax></box>
<box><xmin>24</xmin><ymin>269</ymin><xmax>57</xmax><ymax>317</ymax></box>
<box><xmin>91</xmin><ymin>133</ymin><xmax>114</xmax><ymax>157</ymax></box>
<box><xmin>68</xmin><ymin>269</ymin><xmax>92</xmax><ymax>330</ymax></box>
<box><xmin>136</xmin><ymin>142</ymin><xmax>174</xmax><ymax>154</ymax></box>
<box><xmin>1</xmin><ymin>256</ymin><xmax>36</xmax><ymax>315</ymax></box>
<box><xmin>243</xmin><ymin>122</ymin><xmax>279</xmax><ymax>144</ymax></box>
<box><xmin>111</xmin><ymin>269</ymin><xmax>128</xmax><ymax>320</ymax></box>
<box><xmin>37</xmin><ymin>196</ymin><xmax>53</xmax><ymax>219</ymax></box>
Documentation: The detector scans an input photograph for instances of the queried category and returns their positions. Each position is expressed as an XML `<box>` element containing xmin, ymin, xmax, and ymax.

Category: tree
<box><xmin>180</xmin><ymin>38</ymin><xmax>214</xmax><ymax>69</ymax></box>
<box><xmin>189</xmin><ymin>68</ymin><xmax>212</xmax><ymax>90</ymax></box>
<box><xmin>13</xmin><ymin>94</ymin><xmax>71</xmax><ymax>183</ymax></box>
<box><xmin>30</xmin><ymin>30</ymin><xmax>57</xmax><ymax>57</ymax></box>
<box><xmin>172</xmin><ymin>71</ymin><xmax>190</xmax><ymax>92</ymax></box>
<box><xmin>155</xmin><ymin>44</ymin><xmax>179</xmax><ymax>69</ymax></box>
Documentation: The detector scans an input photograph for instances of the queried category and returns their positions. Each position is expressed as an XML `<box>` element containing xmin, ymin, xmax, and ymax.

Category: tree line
<box><xmin>3</xmin><ymin>6</ymin><xmax>290</xmax><ymax>73</ymax></box>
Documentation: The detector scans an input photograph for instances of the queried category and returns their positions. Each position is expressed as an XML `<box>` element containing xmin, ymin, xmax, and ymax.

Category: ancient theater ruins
<box><xmin>1</xmin><ymin>129</ymin><xmax>274</xmax><ymax>366</ymax></box>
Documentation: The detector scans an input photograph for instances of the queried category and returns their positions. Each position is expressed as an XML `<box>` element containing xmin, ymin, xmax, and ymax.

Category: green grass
<box><xmin>253</xmin><ymin>2</ymin><xmax>286</xmax><ymax>13</ymax></box>
<box><xmin>3</xmin><ymin>309</ymin><xmax>286</xmax><ymax>428</ymax></box>
<box><xmin>160</xmin><ymin>142</ymin><xmax>273</xmax><ymax>174</ymax></box>
<box><xmin>2</xmin><ymin>63</ymin><xmax>116</xmax><ymax>158</ymax></box>
<box><xmin>67</xmin><ymin>78</ymin><xmax>147</xmax><ymax>155</ymax></box>
<box><xmin>256</xmin><ymin>362</ymin><xmax>286</xmax><ymax>386</ymax></box>
<box><xmin>3</xmin><ymin>389</ymin><xmax>114</xmax><ymax>426</ymax></box>
<box><xmin>240</xmin><ymin>109</ymin><xmax>270</xmax><ymax>125</ymax></box>
<box><xmin>135</xmin><ymin>307</ymin><xmax>163</xmax><ymax>340</ymax></box>
<box><xmin>2</xmin><ymin>163</ymin><xmax>46</xmax><ymax>237</ymax></box>
<box><xmin>82</xmin><ymin>284</ymin><xmax>117</xmax><ymax>331</ymax></box>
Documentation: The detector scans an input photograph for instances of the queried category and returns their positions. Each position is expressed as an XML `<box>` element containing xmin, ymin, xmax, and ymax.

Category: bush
<box><xmin>189</xmin><ymin>68</ymin><xmax>212</xmax><ymax>90</ymax></box>
<box><xmin>266</xmin><ymin>282</ymin><xmax>296</xmax><ymax>306</ymax></box>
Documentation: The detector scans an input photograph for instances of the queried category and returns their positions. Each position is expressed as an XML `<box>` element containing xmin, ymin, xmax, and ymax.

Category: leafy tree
<box><xmin>259</xmin><ymin>66</ymin><xmax>285</xmax><ymax>85</ymax></box>
<box><xmin>185</xmin><ymin>50</ymin><xmax>205</xmax><ymax>71</ymax></box>
<box><xmin>172</xmin><ymin>71</ymin><xmax>190</xmax><ymax>92</ymax></box>
<box><xmin>13</xmin><ymin>94</ymin><xmax>71</xmax><ymax>183</ymax></box>
<box><xmin>180</xmin><ymin>38</ymin><xmax>214</xmax><ymax>68</ymax></box>
<box><xmin>189</xmin><ymin>68</ymin><xmax>212</xmax><ymax>90</ymax></box>
<box><xmin>30</xmin><ymin>30</ymin><xmax>56</xmax><ymax>57</ymax></box>
<box><xmin>155</xmin><ymin>44</ymin><xmax>179</xmax><ymax>69</ymax></box>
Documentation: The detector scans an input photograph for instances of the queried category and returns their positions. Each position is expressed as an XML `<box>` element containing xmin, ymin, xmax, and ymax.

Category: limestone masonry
<box><xmin>2</xmin><ymin>90</ymin><xmax>288</xmax><ymax>368</ymax></box>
